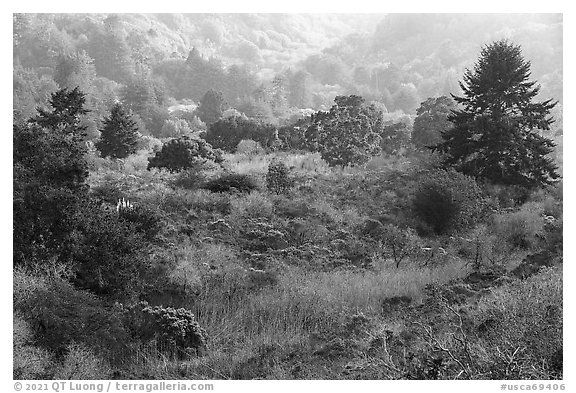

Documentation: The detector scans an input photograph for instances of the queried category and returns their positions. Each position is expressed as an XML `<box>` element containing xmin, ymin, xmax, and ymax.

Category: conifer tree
<box><xmin>433</xmin><ymin>40</ymin><xmax>559</xmax><ymax>188</ymax></box>
<box><xmin>96</xmin><ymin>103</ymin><xmax>140</xmax><ymax>159</ymax></box>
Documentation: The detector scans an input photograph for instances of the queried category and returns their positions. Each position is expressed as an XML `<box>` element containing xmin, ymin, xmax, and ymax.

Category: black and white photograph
<box><xmin>11</xmin><ymin>8</ymin><xmax>566</xmax><ymax>388</ymax></box>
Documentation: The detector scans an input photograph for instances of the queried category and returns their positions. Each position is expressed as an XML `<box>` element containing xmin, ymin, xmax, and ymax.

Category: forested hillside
<box><xmin>13</xmin><ymin>14</ymin><xmax>563</xmax><ymax>381</ymax></box>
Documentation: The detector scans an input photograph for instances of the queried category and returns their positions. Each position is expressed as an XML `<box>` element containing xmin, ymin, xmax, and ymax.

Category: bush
<box><xmin>53</xmin><ymin>343</ymin><xmax>111</xmax><ymax>380</ymax></box>
<box><xmin>412</xmin><ymin>169</ymin><xmax>487</xmax><ymax>235</ymax></box>
<box><xmin>116</xmin><ymin>198</ymin><xmax>164</xmax><ymax>241</ymax></box>
<box><xmin>13</xmin><ymin>270</ymin><xmax>129</xmax><ymax>358</ymax></box>
<box><xmin>120</xmin><ymin>302</ymin><xmax>208</xmax><ymax>358</ymax></box>
<box><xmin>13</xmin><ymin>314</ymin><xmax>55</xmax><ymax>379</ymax></box>
<box><xmin>266</xmin><ymin>160</ymin><xmax>294</xmax><ymax>195</ymax></box>
<box><xmin>230</xmin><ymin>192</ymin><xmax>274</xmax><ymax>219</ymax></box>
<box><xmin>236</xmin><ymin>139</ymin><xmax>265</xmax><ymax>155</ymax></box>
<box><xmin>147</xmin><ymin>136</ymin><xmax>223</xmax><ymax>173</ymax></box>
<box><xmin>65</xmin><ymin>200</ymin><xmax>149</xmax><ymax>299</ymax></box>
<box><xmin>476</xmin><ymin>267</ymin><xmax>562</xmax><ymax>379</ymax></box>
<box><xmin>492</xmin><ymin>202</ymin><xmax>545</xmax><ymax>250</ymax></box>
<box><xmin>203</xmin><ymin>172</ymin><xmax>258</xmax><ymax>194</ymax></box>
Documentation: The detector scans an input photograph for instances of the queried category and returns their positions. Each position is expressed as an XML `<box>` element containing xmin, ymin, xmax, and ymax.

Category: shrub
<box><xmin>492</xmin><ymin>202</ymin><xmax>545</xmax><ymax>250</ymax></box>
<box><xmin>65</xmin><ymin>200</ymin><xmax>149</xmax><ymax>299</ymax></box>
<box><xmin>116</xmin><ymin>198</ymin><xmax>164</xmax><ymax>241</ymax></box>
<box><xmin>53</xmin><ymin>343</ymin><xmax>111</xmax><ymax>380</ymax></box>
<box><xmin>13</xmin><ymin>314</ymin><xmax>55</xmax><ymax>379</ymax></box>
<box><xmin>476</xmin><ymin>267</ymin><xmax>562</xmax><ymax>379</ymax></box>
<box><xmin>266</xmin><ymin>160</ymin><xmax>294</xmax><ymax>195</ymax></box>
<box><xmin>13</xmin><ymin>270</ymin><xmax>129</xmax><ymax>358</ymax></box>
<box><xmin>412</xmin><ymin>169</ymin><xmax>487</xmax><ymax>235</ymax></box>
<box><xmin>120</xmin><ymin>302</ymin><xmax>208</xmax><ymax>358</ymax></box>
<box><xmin>203</xmin><ymin>172</ymin><xmax>258</xmax><ymax>194</ymax></box>
<box><xmin>236</xmin><ymin>139</ymin><xmax>265</xmax><ymax>155</ymax></box>
<box><xmin>147</xmin><ymin>136</ymin><xmax>223</xmax><ymax>173</ymax></box>
<box><xmin>380</xmin><ymin>224</ymin><xmax>422</xmax><ymax>268</ymax></box>
<box><xmin>231</xmin><ymin>192</ymin><xmax>274</xmax><ymax>219</ymax></box>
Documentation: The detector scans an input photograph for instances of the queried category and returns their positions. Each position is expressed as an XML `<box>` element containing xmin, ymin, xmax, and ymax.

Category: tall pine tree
<box><xmin>96</xmin><ymin>103</ymin><xmax>140</xmax><ymax>159</ymax></box>
<box><xmin>433</xmin><ymin>40</ymin><xmax>559</xmax><ymax>188</ymax></box>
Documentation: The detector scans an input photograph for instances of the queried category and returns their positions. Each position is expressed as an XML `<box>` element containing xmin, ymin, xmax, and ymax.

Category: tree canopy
<box><xmin>433</xmin><ymin>40</ymin><xmax>559</xmax><ymax>188</ymax></box>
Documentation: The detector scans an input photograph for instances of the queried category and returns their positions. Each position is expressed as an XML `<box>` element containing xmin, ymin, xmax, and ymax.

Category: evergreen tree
<box><xmin>96</xmin><ymin>103</ymin><xmax>140</xmax><ymax>159</ymax></box>
<box><xmin>196</xmin><ymin>89</ymin><xmax>226</xmax><ymax>125</ymax></box>
<box><xmin>433</xmin><ymin>40</ymin><xmax>559</xmax><ymax>188</ymax></box>
<box><xmin>14</xmin><ymin>88</ymin><xmax>90</xmax><ymax>265</ymax></box>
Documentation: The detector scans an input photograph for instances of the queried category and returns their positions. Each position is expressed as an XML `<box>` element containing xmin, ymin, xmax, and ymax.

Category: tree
<box><xmin>433</xmin><ymin>40</ymin><xmax>559</xmax><ymax>188</ymax></box>
<box><xmin>304</xmin><ymin>95</ymin><xmax>382</xmax><ymax>167</ymax></box>
<box><xmin>14</xmin><ymin>88</ymin><xmax>90</xmax><ymax>265</ymax></box>
<box><xmin>148</xmin><ymin>136</ymin><xmax>223</xmax><ymax>173</ymax></box>
<box><xmin>412</xmin><ymin>96</ymin><xmax>455</xmax><ymax>149</ymax></box>
<box><xmin>96</xmin><ymin>103</ymin><xmax>141</xmax><ymax>159</ymax></box>
<box><xmin>196</xmin><ymin>89</ymin><xmax>226</xmax><ymax>125</ymax></box>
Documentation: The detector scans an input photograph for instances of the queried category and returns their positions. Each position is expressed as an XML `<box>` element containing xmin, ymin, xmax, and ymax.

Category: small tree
<box><xmin>413</xmin><ymin>96</ymin><xmax>455</xmax><ymax>149</ymax></box>
<box><xmin>266</xmin><ymin>160</ymin><xmax>294</xmax><ymax>194</ymax></box>
<box><xmin>196</xmin><ymin>89</ymin><xmax>226</xmax><ymax>125</ymax></box>
<box><xmin>433</xmin><ymin>40</ymin><xmax>559</xmax><ymax>188</ymax></box>
<box><xmin>304</xmin><ymin>95</ymin><xmax>382</xmax><ymax>167</ymax></box>
<box><xmin>96</xmin><ymin>103</ymin><xmax>140</xmax><ymax>159</ymax></box>
<box><xmin>147</xmin><ymin>136</ymin><xmax>223</xmax><ymax>173</ymax></box>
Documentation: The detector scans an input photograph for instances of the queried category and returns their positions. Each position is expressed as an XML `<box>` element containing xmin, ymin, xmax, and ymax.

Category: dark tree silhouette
<box><xmin>433</xmin><ymin>40</ymin><xmax>559</xmax><ymax>188</ymax></box>
<box><xmin>96</xmin><ymin>103</ymin><xmax>141</xmax><ymax>159</ymax></box>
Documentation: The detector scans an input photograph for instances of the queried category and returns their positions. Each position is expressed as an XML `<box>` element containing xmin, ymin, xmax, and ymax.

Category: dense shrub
<box><xmin>476</xmin><ymin>267</ymin><xmax>563</xmax><ymax>379</ymax></box>
<box><xmin>65</xmin><ymin>200</ymin><xmax>149</xmax><ymax>299</ymax></box>
<box><xmin>206</xmin><ymin>116</ymin><xmax>277</xmax><ymax>152</ymax></box>
<box><xmin>53</xmin><ymin>343</ymin><xmax>111</xmax><ymax>380</ymax></box>
<box><xmin>492</xmin><ymin>202</ymin><xmax>545</xmax><ymax>250</ymax></box>
<box><xmin>120</xmin><ymin>301</ymin><xmax>208</xmax><ymax>358</ymax></box>
<box><xmin>236</xmin><ymin>139</ymin><xmax>265</xmax><ymax>155</ymax></box>
<box><xmin>13</xmin><ymin>270</ymin><xmax>129</xmax><ymax>358</ymax></box>
<box><xmin>147</xmin><ymin>136</ymin><xmax>223</xmax><ymax>173</ymax></box>
<box><xmin>266</xmin><ymin>160</ymin><xmax>294</xmax><ymax>195</ymax></box>
<box><xmin>13</xmin><ymin>314</ymin><xmax>54</xmax><ymax>379</ymax></box>
<box><xmin>116</xmin><ymin>198</ymin><xmax>164</xmax><ymax>241</ymax></box>
<box><xmin>412</xmin><ymin>169</ymin><xmax>487</xmax><ymax>235</ymax></box>
<box><xmin>203</xmin><ymin>172</ymin><xmax>258</xmax><ymax>194</ymax></box>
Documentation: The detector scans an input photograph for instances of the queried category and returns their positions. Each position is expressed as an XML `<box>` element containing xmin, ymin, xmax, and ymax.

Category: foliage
<box><xmin>13</xmin><ymin>269</ymin><xmax>129</xmax><ymax>358</ymax></box>
<box><xmin>412</xmin><ymin>96</ymin><xmax>455</xmax><ymax>149</ymax></box>
<box><xmin>120</xmin><ymin>302</ymin><xmax>208</xmax><ymax>357</ymax></box>
<box><xmin>304</xmin><ymin>95</ymin><xmax>383</xmax><ymax>167</ymax></box>
<box><xmin>96</xmin><ymin>102</ymin><xmax>141</xmax><ymax>159</ymax></box>
<box><xmin>14</xmin><ymin>88</ymin><xmax>90</xmax><ymax>266</ymax></box>
<box><xmin>492</xmin><ymin>202</ymin><xmax>545</xmax><ymax>250</ymax></box>
<box><xmin>196</xmin><ymin>89</ymin><xmax>226</xmax><ymax>125</ymax></box>
<box><xmin>203</xmin><ymin>172</ymin><xmax>259</xmax><ymax>194</ymax></box>
<box><xmin>266</xmin><ymin>160</ymin><xmax>294</xmax><ymax>195</ymax></box>
<box><xmin>412</xmin><ymin>169</ymin><xmax>487</xmax><ymax>235</ymax></box>
<box><xmin>236</xmin><ymin>139</ymin><xmax>265</xmax><ymax>156</ymax></box>
<box><xmin>206</xmin><ymin>116</ymin><xmax>277</xmax><ymax>152</ymax></box>
<box><xmin>116</xmin><ymin>198</ymin><xmax>164</xmax><ymax>241</ymax></box>
<box><xmin>148</xmin><ymin>136</ymin><xmax>223</xmax><ymax>173</ymax></box>
<box><xmin>433</xmin><ymin>40</ymin><xmax>559</xmax><ymax>188</ymax></box>
<box><xmin>65</xmin><ymin>200</ymin><xmax>150</xmax><ymax>299</ymax></box>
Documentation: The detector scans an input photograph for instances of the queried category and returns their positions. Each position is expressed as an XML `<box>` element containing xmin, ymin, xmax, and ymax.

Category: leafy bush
<box><xmin>206</xmin><ymin>116</ymin><xmax>277</xmax><ymax>152</ymax></box>
<box><xmin>236</xmin><ymin>139</ymin><xmax>265</xmax><ymax>155</ymax></box>
<box><xmin>230</xmin><ymin>192</ymin><xmax>274</xmax><ymax>219</ymax></box>
<box><xmin>266</xmin><ymin>160</ymin><xmax>294</xmax><ymax>195</ymax></box>
<box><xmin>147</xmin><ymin>136</ymin><xmax>223</xmax><ymax>173</ymax></box>
<box><xmin>13</xmin><ymin>270</ymin><xmax>129</xmax><ymax>358</ymax></box>
<box><xmin>120</xmin><ymin>302</ymin><xmax>208</xmax><ymax>358</ymax></box>
<box><xmin>203</xmin><ymin>172</ymin><xmax>258</xmax><ymax>194</ymax></box>
<box><xmin>65</xmin><ymin>200</ymin><xmax>149</xmax><ymax>298</ymax></box>
<box><xmin>116</xmin><ymin>198</ymin><xmax>164</xmax><ymax>241</ymax></box>
<box><xmin>412</xmin><ymin>169</ymin><xmax>487</xmax><ymax>235</ymax></box>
